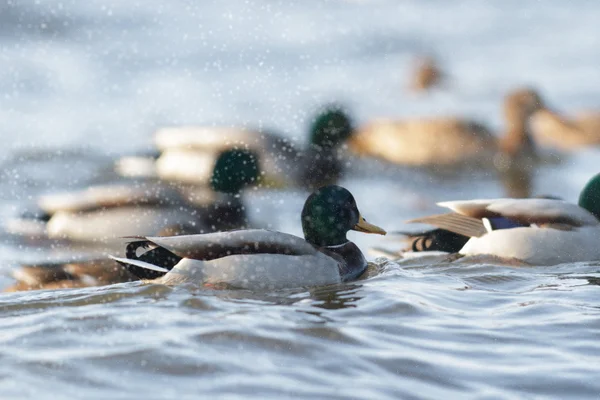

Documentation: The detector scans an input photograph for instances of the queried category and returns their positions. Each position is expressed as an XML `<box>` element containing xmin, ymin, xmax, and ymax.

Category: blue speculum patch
<box><xmin>485</xmin><ymin>217</ymin><xmax>528</xmax><ymax>231</ymax></box>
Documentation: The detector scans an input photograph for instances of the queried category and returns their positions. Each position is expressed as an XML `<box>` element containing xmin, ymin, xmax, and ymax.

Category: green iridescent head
<box><xmin>301</xmin><ymin>185</ymin><xmax>385</xmax><ymax>247</ymax></box>
<box><xmin>579</xmin><ymin>173</ymin><xmax>600</xmax><ymax>220</ymax></box>
<box><xmin>308</xmin><ymin>105</ymin><xmax>354</xmax><ymax>148</ymax></box>
<box><xmin>210</xmin><ymin>148</ymin><xmax>260</xmax><ymax>194</ymax></box>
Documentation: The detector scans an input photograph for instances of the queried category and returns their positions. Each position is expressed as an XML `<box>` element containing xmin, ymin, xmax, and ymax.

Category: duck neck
<box><xmin>499</xmin><ymin>107</ymin><xmax>536</xmax><ymax>157</ymax></box>
<box><xmin>300</xmin><ymin>145</ymin><xmax>343</xmax><ymax>190</ymax></box>
<box><xmin>320</xmin><ymin>241</ymin><xmax>367</xmax><ymax>281</ymax></box>
<box><xmin>304</xmin><ymin>229</ymin><xmax>348</xmax><ymax>248</ymax></box>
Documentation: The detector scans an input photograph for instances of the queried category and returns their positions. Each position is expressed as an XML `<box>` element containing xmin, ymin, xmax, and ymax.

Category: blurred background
<box><xmin>1</xmin><ymin>1</ymin><xmax>598</xmax><ymax>153</ymax></box>
<box><xmin>2</xmin><ymin>0</ymin><xmax>599</xmax><ymax>254</ymax></box>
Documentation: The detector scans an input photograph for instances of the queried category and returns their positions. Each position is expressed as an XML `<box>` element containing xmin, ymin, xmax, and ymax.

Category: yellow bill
<box><xmin>353</xmin><ymin>214</ymin><xmax>386</xmax><ymax>235</ymax></box>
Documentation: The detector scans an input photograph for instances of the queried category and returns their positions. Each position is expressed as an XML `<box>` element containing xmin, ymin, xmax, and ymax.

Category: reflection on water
<box><xmin>308</xmin><ymin>284</ymin><xmax>364</xmax><ymax>310</ymax></box>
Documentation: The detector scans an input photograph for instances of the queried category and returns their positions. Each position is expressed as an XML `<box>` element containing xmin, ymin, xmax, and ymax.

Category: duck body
<box><xmin>6</xmin><ymin>182</ymin><xmax>209</xmax><ymax>243</ymax></box>
<box><xmin>151</xmin><ymin>127</ymin><xmax>301</xmax><ymax>186</ymax></box>
<box><xmin>47</xmin><ymin>203</ymin><xmax>203</xmax><ymax>242</ymax></box>
<box><xmin>350</xmin><ymin>118</ymin><xmax>496</xmax><ymax>166</ymax></box>
<box><xmin>6</xmin><ymin>149</ymin><xmax>261</xmax><ymax>244</ymax></box>
<box><xmin>113</xmin><ymin>230</ymin><xmax>366</xmax><ymax>289</ymax></box>
<box><xmin>112</xmin><ymin>185</ymin><xmax>386</xmax><ymax>290</ymax></box>
<box><xmin>532</xmin><ymin>109</ymin><xmax>600</xmax><ymax>149</ymax></box>
<box><xmin>460</xmin><ymin>223</ymin><xmax>600</xmax><ymax>265</ymax></box>
<box><xmin>408</xmin><ymin>194</ymin><xmax>600</xmax><ymax>265</ymax></box>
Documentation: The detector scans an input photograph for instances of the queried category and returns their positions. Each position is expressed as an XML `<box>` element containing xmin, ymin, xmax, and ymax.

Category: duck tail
<box><xmin>398</xmin><ymin>228</ymin><xmax>470</xmax><ymax>253</ymax></box>
<box><xmin>111</xmin><ymin>239</ymin><xmax>182</xmax><ymax>280</ymax></box>
<box><xmin>110</xmin><ymin>256</ymin><xmax>170</xmax><ymax>280</ymax></box>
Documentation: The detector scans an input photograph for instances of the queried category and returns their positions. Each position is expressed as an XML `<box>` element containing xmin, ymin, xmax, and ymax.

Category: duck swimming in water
<box><xmin>112</xmin><ymin>185</ymin><xmax>386</xmax><ymax>290</ymax></box>
<box><xmin>5</xmin><ymin>148</ymin><xmax>261</xmax><ymax>244</ymax></box>
<box><xmin>116</xmin><ymin>105</ymin><xmax>355</xmax><ymax>190</ymax></box>
<box><xmin>348</xmin><ymin>87</ymin><xmax>547</xmax><ymax>169</ymax></box>
<box><xmin>402</xmin><ymin>174</ymin><xmax>600</xmax><ymax>265</ymax></box>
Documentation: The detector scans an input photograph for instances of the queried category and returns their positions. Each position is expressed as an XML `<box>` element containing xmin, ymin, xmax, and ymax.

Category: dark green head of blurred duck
<box><xmin>301</xmin><ymin>185</ymin><xmax>385</xmax><ymax>247</ymax></box>
<box><xmin>210</xmin><ymin>148</ymin><xmax>260</xmax><ymax>194</ymax></box>
<box><xmin>308</xmin><ymin>105</ymin><xmax>354</xmax><ymax>149</ymax></box>
<box><xmin>579</xmin><ymin>173</ymin><xmax>600</xmax><ymax>221</ymax></box>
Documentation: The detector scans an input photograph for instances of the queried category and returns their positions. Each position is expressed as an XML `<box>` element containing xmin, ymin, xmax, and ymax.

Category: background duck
<box><xmin>5</xmin><ymin>148</ymin><xmax>261</xmax><ymax>246</ymax></box>
<box><xmin>396</xmin><ymin>194</ymin><xmax>564</xmax><ymax>254</ymax></box>
<box><xmin>112</xmin><ymin>185</ymin><xmax>386</xmax><ymax>290</ymax></box>
<box><xmin>531</xmin><ymin>108</ymin><xmax>600</xmax><ymax>149</ymax></box>
<box><xmin>4</xmin><ymin>258</ymin><xmax>137</xmax><ymax>292</ymax></box>
<box><xmin>348</xmin><ymin>87</ymin><xmax>546</xmax><ymax>169</ymax></box>
<box><xmin>116</xmin><ymin>105</ymin><xmax>355</xmax><ymax>190</ymax></box>
<box><xmin>408</xmin><ymin>56</ymin><xmax>445</xmax><ymax>93</ymax></box>
<box><xmin>401</xmin><ymin>173</ymin><xmax>600</xmax><ymax>265</ymax></box>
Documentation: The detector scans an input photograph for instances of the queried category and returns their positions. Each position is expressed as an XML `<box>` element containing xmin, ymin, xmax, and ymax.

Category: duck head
<box><xmin>301</xmin><ymin>185</ymin><xmax>386</xmax><ymax>247</ymax></box>
<box><xmin>210</xmin><ymin>148</ymin><xmax>261</xmax><ymax>194</ymax></box>
<box><xmin>410</xmin><ymin>56</ymin><xmax>444</xmax><ymax>92</ymax></box>
<box><xmin>505</xmin><ymin>88</ymin><xmax>546</xmax><ymax>117</ymax></box>
<box><xmin>308</xmin><ymin>105</ymin><xmax>354</xmax><ymax>149</ymax></box>
<box><xmin>579</xmin><ymin>173</ymin><xmax>600</xmax><ymax>221</ymax></box>
<box><xmin>500</xmin><ymin>87</ymin><xmax>545</xmax><ymax>156</ymax></box>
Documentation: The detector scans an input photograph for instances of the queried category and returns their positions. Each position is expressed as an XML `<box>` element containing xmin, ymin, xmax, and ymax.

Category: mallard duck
<box><xmin>111</xmin><ymin>185</ymin><xmax>386</xmax><ymax>289</ymax></box>
<box><xmin>116</xmin><ymin>105</ymin><xmax>354</xmax><ymax>189</ymax></box>
<box><xmin>4</xmin><ymin>258</ymin><xmax>137</xmax><ymax>292</ymax></box>
<box><xmin>349</xmin><ymin>87</ymin><xmax>546</xmax><ymax>168</ymax></box>
<box><xmin>5</xmin><ymin>148</ymin><xmax>261</xmax><ymax>244</ymax></box>
<box><xmin>399</xmin><ymin>194</ymin><xmax>564</xmax><ymax>254</ymax></box>
<box><xmin>531</xmin><ymin>108</ymin><xmax>600</xmax><ymax>150</ymax></box>
<box><xmin>403</xmin><ymin>174</ymin><xmax>600</xmax><ymax>265</ymax></box>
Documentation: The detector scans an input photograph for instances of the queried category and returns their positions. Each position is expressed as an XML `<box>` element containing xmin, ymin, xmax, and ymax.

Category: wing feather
<box><xmin>407</xmin><ymin>212</ymin><xmax>487</xmax><ymax>237</ymax></box>
<box><xmin>438</xmin><ymin>199</ymin><xmax>599</xmax><ymax>227</ymax></box>
<box><xmin>143</xmin><ymin>229</ymin><xmax>318</xmax><ymax>260</ymax></box>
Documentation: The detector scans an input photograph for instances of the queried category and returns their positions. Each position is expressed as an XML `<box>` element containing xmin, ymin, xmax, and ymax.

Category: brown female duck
<box><xmin>348</xmin><ymin>88</ymin><xmax>547</xmax><ymax>169</ymax></box>
<box><xmin>4</xmin><ymin>259</ymin><xmax>137</xmax><ymax>292</ymax></box>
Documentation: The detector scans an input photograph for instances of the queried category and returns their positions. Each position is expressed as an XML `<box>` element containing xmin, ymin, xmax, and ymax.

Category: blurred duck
<box><xmin>531</xmin><ymin>108</ymin><xmax>600</xmax><ymax>150</ymax></box>
<box><xmin>349</xmin><ymin>87</ymin><xmax>547</xmax><ymax>169</ymax></box>
<box><xmin>5</xmin><ymin>149</ymin><xmax>261</xmax><ymax>244</ymax></box>
<box><xmin>111</xmin><ymin>185</ymin><xmax>386</xmax><ymax>290</ymax></box>
<box><xmin>408</xmin><ymin>56</ymin><xmax>444</xmax><ymax>93</ymax></box>
<box><xmin>4</xmin><ymin>258</ymin><xmax>137</xmax><ymax>292</ymax></box>
<box><xmin>400</xmin><ymin>173</ymin><xmax>600</xmax><ymax>265</ymax></box>
<box><xmin>116</xmin><ymin>106</ymin><xmax>355</xmax><ymax>190</ymax></box>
